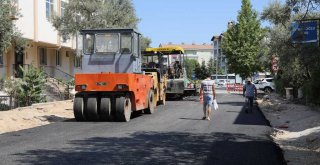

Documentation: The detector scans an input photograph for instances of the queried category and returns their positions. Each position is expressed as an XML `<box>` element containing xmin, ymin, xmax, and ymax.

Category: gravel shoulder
<box><xmin>258</xmin><ymin>93</ymin><xmax>320</xmax><ymax>165</ymax></box>
<box><xmin>0</xmin><ymin>100</ymin><xmax>74</xmax><ymax>134</ymax></box>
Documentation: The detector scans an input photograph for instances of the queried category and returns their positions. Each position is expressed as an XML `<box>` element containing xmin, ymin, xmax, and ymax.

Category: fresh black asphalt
<box><xmin>0</xmin><ymin>91</ymin><xmax>285</xmax><ymax>165</ymax></box>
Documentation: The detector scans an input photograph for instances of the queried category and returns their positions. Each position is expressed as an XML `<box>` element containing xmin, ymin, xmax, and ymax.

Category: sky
<box><xmin>133</xmin><ymin>0</ymin><xmax>274</xmax><ymax>47</ymax></box>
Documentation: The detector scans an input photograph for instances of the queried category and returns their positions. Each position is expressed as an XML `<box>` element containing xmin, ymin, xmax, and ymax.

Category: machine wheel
<box><xmin>73</xmin><ymin>96</ymin><xmax>85</xmax><ymax>121</ymax></box>
<box><xmin>264</xmin><ymin>87</ymin><xmax>272</xmax><ymax>94</ymax></box>
<box><xmin>115</xmin><ymin>96</ymin><xmax>132</xmax><ymax>122</ymax></box>
<box><xmin>86</xmin><ymin>97</ymin><xmax>99</xmax><ymax>121</ymax></box>
<box><xmin>145</xmin><ymin>91</ymin><xmax>155</xmax><ymax>114</ymax></box>
<box><xmin>158</xmin><ymin>93</ymin><xmax>166</xmax><ymax>105</ymax></box>
<box><xmin>100</xmin><ymin>97</ymin><xmax>112</xmax><ymax>121</ymax></box>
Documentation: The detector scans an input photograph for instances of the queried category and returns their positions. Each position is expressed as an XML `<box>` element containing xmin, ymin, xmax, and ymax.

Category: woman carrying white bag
<box><xmin>200</xmin><ymin>73</ymin><xmax>217</xmax><ymax>121</ymax></box>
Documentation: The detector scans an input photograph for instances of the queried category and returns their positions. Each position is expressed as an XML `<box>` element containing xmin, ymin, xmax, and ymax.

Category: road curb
<box><xmin>256</xmin><ymin>99</ymin><xmax>287</xmax><ymax>165</ymax></box>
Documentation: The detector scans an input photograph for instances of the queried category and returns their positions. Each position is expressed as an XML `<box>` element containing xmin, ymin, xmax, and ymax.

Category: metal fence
<box><xmin>0</xmin><ymin>94</ymin><xmax>72</xmax><ymax>111</ymax></box>
<box><xmin>0</xmin><ymin>95</ymin><xmax>14</xmax><ymax>111</ymax></box>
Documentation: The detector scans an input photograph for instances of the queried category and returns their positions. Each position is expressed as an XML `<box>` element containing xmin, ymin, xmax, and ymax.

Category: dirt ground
<box><xmin>258</xmin><ymin>94</ymin><xmax>320</xmax><ymax>165</ymax></box>
<box><xmin>0</xmin><ymin>100</ymin><xmax>73</xmax><ymax>134</ymax></box>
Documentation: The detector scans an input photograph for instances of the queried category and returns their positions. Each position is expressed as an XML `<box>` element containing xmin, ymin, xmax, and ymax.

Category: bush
<box><xmin>303</xmin><ymin>70</ymin><xmax>320</xmax><ymax>105</ymax></box>
<box><xmin>274</xmin><ymin>77</ymin><xmax>286</xmax><ymax>96</ymax></box>
<box><xmin>4</xmin><ymin>65</ymin><xmax>46</xmax><ymax>107</ymax></box>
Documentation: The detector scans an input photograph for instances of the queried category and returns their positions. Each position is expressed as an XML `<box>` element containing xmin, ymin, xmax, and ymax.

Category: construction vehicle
<box><xmin>73</xmin><ymin>29</ymin><xmax>158</xmax><ymax>122</ymax></box>
<box><xmin>142</xmin><ymin>52</ymin><xmax>167</xmax><ymax>105</ymax></box>
<box><xmin>143</xmin><ymin>47</ymin><xmax>197</xmax><ymax>99</ymax></box>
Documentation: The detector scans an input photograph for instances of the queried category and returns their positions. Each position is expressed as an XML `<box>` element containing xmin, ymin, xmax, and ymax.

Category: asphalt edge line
<box><xmin>256</xmin><ymin>99</ymin><xmax>287</xmax><ymax>165</ymax></box>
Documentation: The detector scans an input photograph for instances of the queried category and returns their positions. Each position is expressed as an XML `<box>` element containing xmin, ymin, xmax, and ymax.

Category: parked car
<box><xmin>215</xmin><ymin>79</ymin><xmax>231</xmax><ymax>87</ymax></box>
<box><xmin>253</xmin><ymin>78</ymin><xmax>275</xmax><ymax>93</ymax></box>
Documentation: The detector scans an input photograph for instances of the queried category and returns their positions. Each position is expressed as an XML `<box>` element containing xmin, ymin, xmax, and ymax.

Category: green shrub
<box><xmin>4</xmin><ymin>64</ymin><xmax>46</xmax><ymax>107</ymax></box>
<box><xmin>303</xmin><ymin>70</ymin><xmax>320</xmax><ymax>105</ymax></box>
<box><xmin>274</xmin><ymin>78</ymin><xmax>286</xmax><ymax>96</ymax></box>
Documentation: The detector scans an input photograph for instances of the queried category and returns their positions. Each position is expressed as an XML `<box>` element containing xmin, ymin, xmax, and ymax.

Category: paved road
<box><xmin>0</xmin><ymin>91</ymin><xmax>285</xmax><ymax>165</ymax></box>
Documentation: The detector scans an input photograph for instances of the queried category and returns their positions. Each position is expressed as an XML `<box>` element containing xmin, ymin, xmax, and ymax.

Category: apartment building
<box><xmin>159</xmin><ymin>42</ymin><xmax>213</xmax><ymax>65</ymax></box>
<box><xmin>0</xmin><ymin>0</ymin><xmax>77</xmax><ymax>81</ymax></box>
<box><xmin>211</xmin><ymin>35</ymin><xmax>228</xmax><ymax>74</ymax></box>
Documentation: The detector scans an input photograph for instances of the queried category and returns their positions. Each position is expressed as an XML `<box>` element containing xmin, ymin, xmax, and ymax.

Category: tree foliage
<box><xmin>194</xmin><ymin>61</ymin><xmax>210</xmax><ymax>80</ymax></box>
<box><xmin>207</xmin><ymin>58</ymin><xmax>224</xmax><ymax>75</ymax></box>
<box><xmin>262</xmin><ymin>0</ymin><xmax>320</xmax><ymax>104</ymax></box>
<box><xmin>52</xmin><ymin>0</ymin><xmax>152</xmax><ymax>50</ymax></box>
<box><xmin>207</xmin><ymin>58</ymin><xmax>215</xmax><ymax>75</ymax></box>
<box><xmin>185</xmin><ymin>58</ymin><xmax>223</xmax><ymax>80</ymax></box>
<box><xmin>4</xmin><ymin>65</ymin><xmax>46</xmax><ymax>107</ymax></box>
<box><xmin>52</xmin><ymin>0</ymin><xmax>139</xmax><ymax>40</ymax></box>
<box><xmin>141</xmin><ymin>36</ymin><xmax>152</xmax><ymax>51</ymax></box>
<box><xmin>184</xmin><ymin>59</ymin><xmax>198</xmax><ymax>79</ymax></box>
<box><xmin>0</xmin><ymin>0</ymin><xmax>24</xmax><ymax>53</ymax></box>
<box><xmin>221</xmin><ymin>0</ymin><xmax>267</xmax><ymax>79</ymax></box>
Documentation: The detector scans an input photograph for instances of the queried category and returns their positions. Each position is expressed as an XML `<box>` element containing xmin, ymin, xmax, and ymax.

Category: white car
<box><xmin>215</xmin><ymin>79</ymin><xmax>231</xmax><ymax>87</ymax></box>
<box><xmin>253</xmin><ymin>78</ymin><xmax>275</xmax><ymax>93</ymax></box>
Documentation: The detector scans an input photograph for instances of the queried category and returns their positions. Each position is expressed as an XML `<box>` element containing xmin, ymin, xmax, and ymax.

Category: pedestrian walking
<box><xmin>200</xmin><ymin>73</ymin><xmax>216</xmax><ymax>120</ymax></box>
<box><xmin>243</xmin><ymin>78</ymin><xmax>257</xmax><ymax>113</ymax></box>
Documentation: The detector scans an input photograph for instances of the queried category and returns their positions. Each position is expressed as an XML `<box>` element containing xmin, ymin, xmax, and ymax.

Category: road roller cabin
<box><xmin>143</xmin><ymin>47</ymin><xmax>193</xmax><ymax>99</ymax></box>
<box><xmin>73</xmin><ymin>29</ymin><xmax>156</xmax><ymax>122</ymax></box>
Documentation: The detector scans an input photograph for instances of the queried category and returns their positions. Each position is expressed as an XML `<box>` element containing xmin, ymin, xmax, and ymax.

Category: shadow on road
<box><xmin>13</xmin><ymin>132</ymin><xmax>285</xmax><ymax>165</ymax></box>
<box><xmin>233</xmin><ymin>104</ymin><xmax>270</xmax><ymax>126</ymax></box>
<box><xmin>218</xmin><ymin>99</ymin><xmax>269</xmax><ymax>126</ymax></box>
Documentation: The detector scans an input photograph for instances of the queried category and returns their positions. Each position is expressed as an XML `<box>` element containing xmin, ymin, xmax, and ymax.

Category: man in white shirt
<box><xmin>200</xmin><ymin>73</ymin><xmax>216</xmax><ymax>120</ymax></box>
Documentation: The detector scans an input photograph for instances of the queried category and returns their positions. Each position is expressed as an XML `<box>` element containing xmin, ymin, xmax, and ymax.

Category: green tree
<box><xmin>0</xmin><ymin>0</ymin><xmax>24</xmax><ymax>53</ymax></box>
<box><xmin>52</xmin><ymin>0</ymin><xmax>139</xmax><ymax>40</ymax></box>
<box><xmin>195</xmin><ymin>61</ymin><xmax>210</xmax><ymax>80</ymax></box>
<box><xmin>207</xmin><ymin>58</ymin><xmax>215</xmax><ymax>75</ymax></box>
<box><xmin>52</xmin><ymin>0</ymin><xmax>152</xmax><ymax>52</ymax></box>
<box><xmin>221</xmin><ymin>0</ymin><xmax>267</xmax><ymax>79</ymax></box>
<box><xmin>141</xmin><ymin>36</ymin><xmax>152</xmax><ymax>51</ymax></box>
<box><xmin>262</xmin><ymin>0</ymin><xmax>320</xmax><ymax>104</ymax></box>
<box><xmin>19</xmin><ymin>65</ymin><xmax>46</xmax><ymax>106</ymax></box>
<box><xmin>184</xmin><ymin>58</ymin><xmax>198</xmax><ymax>79</ymax></box>
<box><xmin>4</xmin><ymin>65</ymin><xmax>46</xmax><ymax>107</ymax></box>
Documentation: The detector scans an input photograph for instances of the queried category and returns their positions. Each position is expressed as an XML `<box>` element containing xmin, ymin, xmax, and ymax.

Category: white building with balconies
<box><xmin>0</xmin><ymin>0</ymin><xmax>77</xmax><ymax>81</ymax></box>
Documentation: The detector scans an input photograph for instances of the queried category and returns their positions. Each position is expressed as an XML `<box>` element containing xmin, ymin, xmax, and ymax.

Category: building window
<box><xmin>46</xmin><ymin>0</ymin><xmax>55</xmax><ymax>19</ymax></box>
<box><xmin>0</xmin><ymin>51</ymin><xmax>3</xmax><ymax>65</ymax></box>
<box><xmin>39</xmin><ymin>48</ymin><xmax>47</xmax><ymax>65</ymax></box>
<box><xmin>74</xmin><ymin>56</ymin><xmax>82</xmax><ymax>68</ymax></box>
<box><xmin>61</xmin><ymin>0</ymin><xmax>67</xmax><ymax>17</ymax></box>
<box><xmin>56</xmin><ymin>50</ymin><xmax>61</xmax><ymax>66</ymax></box>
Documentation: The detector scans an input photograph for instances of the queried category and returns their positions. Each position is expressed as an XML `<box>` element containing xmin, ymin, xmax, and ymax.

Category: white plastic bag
<box><xmin>213</xmin><ymin>99</ymin><xmax>218</xmax><ymax>110</ymax></box>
